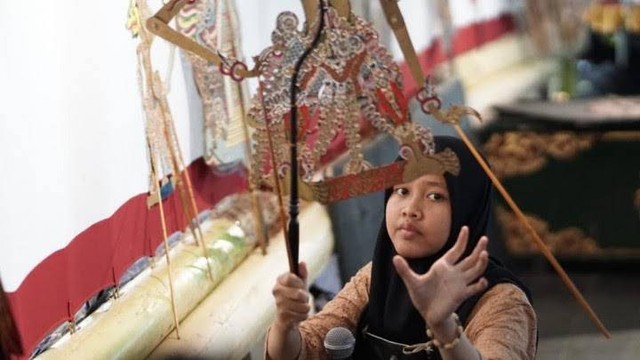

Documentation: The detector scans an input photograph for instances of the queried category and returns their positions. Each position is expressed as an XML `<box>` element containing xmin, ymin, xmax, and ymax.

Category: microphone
<box><xmin>324</xmin><ymin>327</ymin><xmax>355</xmax><ymax>359</ymax></box>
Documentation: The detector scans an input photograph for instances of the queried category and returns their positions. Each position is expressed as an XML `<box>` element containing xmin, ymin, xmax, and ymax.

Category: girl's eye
<box><xmin>393</xmin><ymin>187</ymin><xmax>408</xmax><ymax>196</ymax></box>
<box><xmin>427</xmin><ymin>193</ymin><xmax>447</xmax><ymax>201</ymax></box>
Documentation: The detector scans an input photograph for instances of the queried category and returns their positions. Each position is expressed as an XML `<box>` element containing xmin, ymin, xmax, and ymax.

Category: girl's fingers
<box><xmin>275</xmin><ymin>297</ymin><xmax>311</xmax><ymax>314</ymax></box>
<box><xmin>444</xmin><ymin>226</ymin><xmax>469</xmax><ymax>264</ymax></box>
<box><xmin>298</xmin><ymin>261</ymin><xmax>309</xmax><ymax>283</ymax></box>
<box><xmin>273</xmin><ymin>272</ymin><xmax>309</xmax><ymax>303</ymax></box>
<box><xmin>459</xmin><ymin>236</ymin><xmax>488</xmax><ymax>271</ymax></box>
<box><xmin>273</xmin><ymin>285</ymin><xmax>311</xmax><ymax>322</ymax></box>
<box><xmin>464</xmin><ymin>277</ymin><xmax>488</xmax><ymax>299</ymax></box>
<box><xmin>464</xmin><ymin>251</ymin><xmax>489</xmax><ymax>284</ymax></box>
<box><xmin>272</xmin><ymin>267</ymin><xmax>311</xmax><ymax>326</ymax></box>
<box><xmin>393</xmin><ymin>255</ymin><xmax>420</xmax><ymax>288</ymax></box>
<box><xmin>274</xmin><ymin>286</ymin><xmax>309</xmax><ymax>302</ymax></box>
<box><xmin>277</xmin><ymin>272</ymin><xmax>306</xmax><ymax>289</ymax></box>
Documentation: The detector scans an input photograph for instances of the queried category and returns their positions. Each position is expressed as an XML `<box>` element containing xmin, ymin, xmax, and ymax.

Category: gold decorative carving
<box><xmin>401</xmin><ymin>148</ymin><xmax>460</xmax><ymax>183</ymax></box>
<box><xmin>603</xmin><ymin>131</ymin><xmax>640</xmax><ymax>141</ymax></box>
<box><xmin>495</xmin><ymin>206</ymin><xmax>600</xmax><ymax>256</ymax></box>
<box><xmin>584</xmin><ymin>3</ymin><xmax>640</xmax><ymax>34</ymax></box>
<box><xmin>270</xmin><ymin>143</ymin><xmax>459</xmax><ymax>205</ymax></box>
<box><xmin>483</xmin><ymin>131</ymin><xmax>596</xmax><ymax>178</ymax></box>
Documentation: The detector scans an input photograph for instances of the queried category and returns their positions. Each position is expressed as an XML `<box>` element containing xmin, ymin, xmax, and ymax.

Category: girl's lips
<box><xmin>398</xmin><ymin>229</ymin><xmax>417</xmax><ymax>237</ymax></box>
<box><xmin>399</xmin><ymin>223</ymin><xmax>417</xmax><ymax>231</ymax></box>
<box><xmin>398</xmin><ymin>224</ymin><xmax>421</xmax><ymax>237</ymax></box>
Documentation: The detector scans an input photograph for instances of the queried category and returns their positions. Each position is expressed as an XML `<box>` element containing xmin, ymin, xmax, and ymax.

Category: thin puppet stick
<box><xmin>378</xmin><ymin>0</ymin><xmax>610</xmax><ymax>338</ymax></box>
<box><xmin>149</xmin><ymin>151</ymin><xmax>181</xmax><ymax>340</ymax></box>
<box><xmin>135</xmin><ymin>0</ymin><xmax>180</xmax><ymax>337</ymax></box>
<box><xmin>451</xmin><ymin>124</ymin><xmax>611</xmax><ymax>338</ymax></box>
<box><xmin>156</xmin><ymin>85</ymin><xmax>215</xmax><ymax>281</ymax></box>
<box><xmin>220</xmin><ymin>0</ymin><xmax>268</xmax><ymax>255</ymax></box>
<box><xmin>258</xmin><ymin>80</ymin><xmax>291</xmax><ymax>267</ymax></box>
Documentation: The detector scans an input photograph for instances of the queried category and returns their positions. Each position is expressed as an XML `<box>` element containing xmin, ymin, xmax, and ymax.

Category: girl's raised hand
<box><xmin>393</xmin><ymin>226</ymin><xmax>489</xmax><ymax>327</ymax></box>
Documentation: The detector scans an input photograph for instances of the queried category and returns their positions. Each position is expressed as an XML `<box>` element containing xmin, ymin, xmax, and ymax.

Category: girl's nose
<box><xmin>401</xmin><ymin>199</ymin><xmax>422</xmax><ymax>219</ymax></box>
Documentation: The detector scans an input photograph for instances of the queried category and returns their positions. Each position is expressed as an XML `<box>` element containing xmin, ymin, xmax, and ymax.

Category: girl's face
<box><xmin>385</xmin><ymin>174</ymin><xmax>452</xmax><ymax>258</ymax></box>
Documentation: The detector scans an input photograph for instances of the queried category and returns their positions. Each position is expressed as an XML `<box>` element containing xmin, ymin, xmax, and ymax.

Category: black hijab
<box><xmin>353</xmin><ymin>136</ymin><xmax>531</xmax><ymax>359</ymax></box>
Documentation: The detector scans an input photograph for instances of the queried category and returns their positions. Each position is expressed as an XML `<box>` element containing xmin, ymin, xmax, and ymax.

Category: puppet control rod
<box><xmin>287</xmin><ymin>0</ymin><xmax>327</xmax><ymax>276</ymax></box>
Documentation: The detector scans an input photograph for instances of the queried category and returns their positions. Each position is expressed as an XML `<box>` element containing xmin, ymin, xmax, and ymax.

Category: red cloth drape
<box><xmin>7</xmin><ymin>159</ymin><xmax>247</xmax><ymax>359</ymax></box>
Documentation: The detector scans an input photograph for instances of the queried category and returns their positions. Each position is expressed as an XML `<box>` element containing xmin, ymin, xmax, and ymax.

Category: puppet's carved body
<box><xmin>247</xmin><ymin>8</ymin><xmax>416</xmax><ymax>186</ymax></box>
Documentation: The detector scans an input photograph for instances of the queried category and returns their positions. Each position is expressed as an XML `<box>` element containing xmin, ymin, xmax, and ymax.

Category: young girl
<box><xmin>267</xmin><ymin>136</ymin><xmax>537</xmax><ymax>359</ymax></box>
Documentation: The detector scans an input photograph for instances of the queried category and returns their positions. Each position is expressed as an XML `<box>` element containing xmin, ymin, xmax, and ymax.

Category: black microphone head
<box><xmin>324</xmin><ymin>327</ymin><xmax>355</xmax><ymax>359</ymax></box>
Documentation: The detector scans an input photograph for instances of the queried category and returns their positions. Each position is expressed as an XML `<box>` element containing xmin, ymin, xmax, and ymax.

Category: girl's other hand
<box><xmin>393</xmin><ymin>226</ymin><xmax>489</xmax><ymax>327</ymax></box>
<box><xmin>271</xmin><ymin>262</ymin><xmax>311</xmax><ymax>332</ymax></box>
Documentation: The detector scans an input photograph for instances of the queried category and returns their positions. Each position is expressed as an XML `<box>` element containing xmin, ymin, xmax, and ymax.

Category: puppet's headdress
<box><xmin>246</xmin><ymin>7</ymin><xmax>459</xmax><ymax>203</ymax></box>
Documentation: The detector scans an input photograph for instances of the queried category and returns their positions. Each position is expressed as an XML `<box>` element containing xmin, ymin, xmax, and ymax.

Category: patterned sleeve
<box><xmin>296</xmin><ymin>262</ymin><xmax>372</xmax><ymax>359</ymax></box>
<box><xmin>465</xmin><ymin>283</ymin><xmax>538</xmax><ymax>360</ymax></box>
